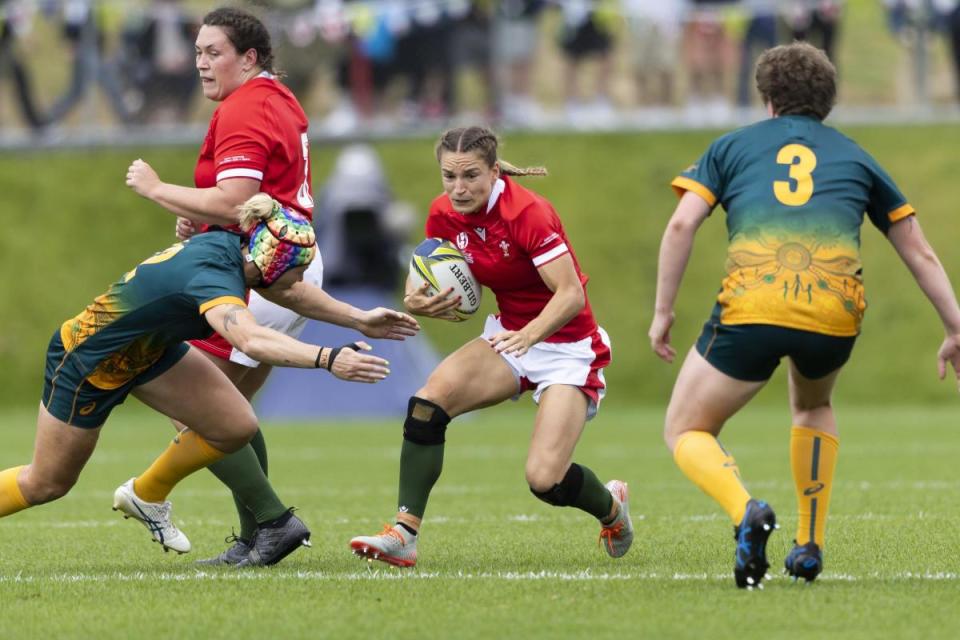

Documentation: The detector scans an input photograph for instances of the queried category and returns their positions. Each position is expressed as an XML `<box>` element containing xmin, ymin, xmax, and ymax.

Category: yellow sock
<box><xmin>790</xmin><ymin>426</ymin><xmax>838</xmax><ymax>547</ymax></box>
<box><xmin>0</xmin><ymin>466</ymin><xmax>30</xmax><ymax>517</ymax></box>
<box><xmin>134</xmin><ymin>430</ymin><xmax>226</xmax><ymax>503</ymax></box>
<box><xmin>673</xmin><ymin>431</ymin><xmax>751</xmax><ymax>524</ymax></box>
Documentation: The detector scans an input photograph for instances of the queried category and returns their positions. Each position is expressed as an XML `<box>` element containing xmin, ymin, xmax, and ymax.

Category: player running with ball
<box><xmin>350</xmin><ymin>126</ymin><xmax>632</xmax><ymax>567</ymax></box>
<box><xmin>649</xmin><ymin>42</ymin><xmax>960</xmax><ymax>589</ymax></box>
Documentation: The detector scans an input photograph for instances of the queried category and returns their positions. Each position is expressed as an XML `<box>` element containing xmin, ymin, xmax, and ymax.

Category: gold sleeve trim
<box><xmin>888</xmin><ymin>203</ymin><xmax>916</xmax><ymax>223</ymax></box>
<box><xmin>671</xmin><ymin>177</ymin><xmax>717</xmax><ymax>207</ymax></box>
<box><xmin>199</xmin><ymin>296</ymin><xmax>247</xmax><ymax>314</ymax></box>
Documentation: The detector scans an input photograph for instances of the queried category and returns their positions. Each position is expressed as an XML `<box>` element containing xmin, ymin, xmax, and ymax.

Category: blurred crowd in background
<box><xmin>2</xmin><ymin>0</ymin><xmax>960</xmax><ymax>138</ymax></box>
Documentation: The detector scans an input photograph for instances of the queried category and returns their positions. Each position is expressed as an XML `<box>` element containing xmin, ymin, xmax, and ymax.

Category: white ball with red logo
<box><xmin>409</xmin><ymin>238</ymin><xmax>482</xmax><ymax>321</ymax></box>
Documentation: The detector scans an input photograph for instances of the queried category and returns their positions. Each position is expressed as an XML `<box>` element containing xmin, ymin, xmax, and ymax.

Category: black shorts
<box><xmin>42</xmin><ymin>331</ymin><xmax>189</xmax><ymax>428</ymax></box>
<box><xmin>695</xmin><ymin>305</ymin><xmax>856</xmax><ymax>382</ymax></box>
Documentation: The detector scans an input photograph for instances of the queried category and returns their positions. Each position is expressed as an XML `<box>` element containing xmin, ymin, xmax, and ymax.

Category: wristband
<box><xmin>314</xmin><ymin>347</ymin><xmax>328</xmax><ymax>369</ymax></box>
<box><xmin>325</xmin><ymin>342</ymin><xmax>363</xmax><ymax>371</ymax></box>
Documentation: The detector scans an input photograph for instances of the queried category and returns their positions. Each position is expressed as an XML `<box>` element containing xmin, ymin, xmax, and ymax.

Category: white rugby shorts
<box><xmin>230</xmin><ymin>253</ymin><xmax>325</xmax><ymax>367</ymax></box>
<box><xmin>481</xmin><ymin>314</ymin><xmax>612</xmax><ymax>420</ymax></box>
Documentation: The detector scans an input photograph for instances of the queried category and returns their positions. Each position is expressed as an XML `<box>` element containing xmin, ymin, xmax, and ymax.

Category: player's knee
<box><xmin>530</xmin><ymin>463</ymin><xmax>584</xmax><ymax>506</ymax></box>
<box><xmin>214</xmin><ymin>411</ymin><xmax>258</xmax><ymax>453</ymax></box>
<box><xmin>524</xmin><ymin>456</ymin><xmax>566</xmax><ymax>492</ymax></box>
<box><xmin>21</xmin><ymin>472</ymin><xmax>74</xmax><ymax>505</ymax></box>
<box><xmin>416</xmin><ymin>375</ymin><xmax>455</xmax><ymax>412</ymax></box>
<box><xmin>402</xmin><ymin>396</ymin><xmax>451</xmax><ymax>446</ymax></box>
<box><xmin>791</xmin><ymin>395</ymin><xmax>832</xmax><ymax>414</ymax></box>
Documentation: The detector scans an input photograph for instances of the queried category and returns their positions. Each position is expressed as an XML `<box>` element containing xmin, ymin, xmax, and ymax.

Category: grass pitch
<box><xmin>0</xmin><ymin>402</ymin><xmax>956</xmax><ymax>639</ymax></box>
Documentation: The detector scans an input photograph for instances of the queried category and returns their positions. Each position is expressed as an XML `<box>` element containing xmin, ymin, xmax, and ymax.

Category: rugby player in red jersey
<box><xmin>123</xmin><ymin>7</ymin><xmax>417</xmax><ymax>566</ymax></box>
<box><xmin>349</xmin><ymin>126</ymin><xmax>632</xmax><ymax>567</ymax></box>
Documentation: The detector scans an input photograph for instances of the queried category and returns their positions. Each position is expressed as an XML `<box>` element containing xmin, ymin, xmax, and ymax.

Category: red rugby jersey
<box><xmin>194</xmin><ymin>75</ymin><xmax>314</xmax><ymax>233</ymax></box>
<box><xmin>425</xmin><ymin>176</ymin><xmax>598</xmax><ymax>343</ymax></box>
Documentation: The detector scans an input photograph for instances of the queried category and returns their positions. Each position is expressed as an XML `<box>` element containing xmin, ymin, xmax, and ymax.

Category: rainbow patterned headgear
<box><xmin>246</xmin><ymin>201</ymin><xmax>317</xmax><ymax>286</ymax></box>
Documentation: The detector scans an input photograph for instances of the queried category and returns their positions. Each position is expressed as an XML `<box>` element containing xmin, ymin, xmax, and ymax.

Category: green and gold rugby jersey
<box><xmin>58</xmin><ymin>231</ymin><xmax>247</xmax><ymax>389</ymax></box>
<box><xmin>672</xmin><ymin>115</ymin><xmax>914</xmax><ymax>337</ymax></box>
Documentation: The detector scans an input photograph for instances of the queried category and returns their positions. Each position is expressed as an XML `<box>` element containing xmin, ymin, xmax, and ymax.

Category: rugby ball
<box><xmin>409</xmin><ymin>238</ymin><xmax>482</xmax><ymax>321</ymax></box>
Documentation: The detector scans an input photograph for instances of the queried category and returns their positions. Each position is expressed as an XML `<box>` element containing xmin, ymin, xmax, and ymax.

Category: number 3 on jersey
<box><xmin>774</xmin><ymin>144</ymin><xmax>817</xmax><ymax>206</ymax></box>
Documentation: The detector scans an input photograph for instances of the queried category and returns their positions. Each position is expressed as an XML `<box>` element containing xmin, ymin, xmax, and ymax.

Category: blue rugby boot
<box><xmin>733</xmin><ymin>499</ymin><xmax>778</xmax><ymax>589</ymax></box>
<box><xmin>784</xmin><ymin>540</ymin><xmax>822</xmax><ymax>583</ymax></box>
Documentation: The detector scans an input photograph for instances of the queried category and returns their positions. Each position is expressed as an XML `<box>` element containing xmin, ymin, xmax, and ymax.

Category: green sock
<box><xmin>220</xmin><ymin>429</ymin><xmax>268</xmax><ymax>541</ymax></box>
<box><xmin>207</xmin><ymin>435</ymin><xmax>287</xmax><ymax>530</ymax></box>
<box><xmin>397</xmin><ymin>439</ymin><xmax>444</xmax><ymax>519</ymax></box>
<box><xmin>572</xmin><ymin>463</ymin><xmax>613</xmax><ymax>520</ymax></box>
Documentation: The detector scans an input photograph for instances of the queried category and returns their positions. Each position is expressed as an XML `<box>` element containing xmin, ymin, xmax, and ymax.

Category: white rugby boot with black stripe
<box><xmin>112</xmin><ymin>478</ymin><xmax>191</xmax><ymax>554</ymax></box>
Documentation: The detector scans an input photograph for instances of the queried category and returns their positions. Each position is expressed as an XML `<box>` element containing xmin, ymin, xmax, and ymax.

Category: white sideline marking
<box><xmin>0</xmin><ymin>570</ymin><xmax>956</xmax><ymax>585</ymax></box>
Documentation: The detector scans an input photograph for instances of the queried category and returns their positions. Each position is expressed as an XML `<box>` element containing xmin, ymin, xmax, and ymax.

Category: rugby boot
<box><xmin>733</xmin><ymin>498</ymin><xmax>778</xmax><ymax>589</ymax></box>
<box><xmin>598</xmin><ymin>480</ymin><xmax>634</xmax><ymax>558</ymax></box>
<box><xmin>195</xmin><ymin>532</ymin><xmax>254</xmax><ymax>566</ymax></box>
<box><xmin>784</xmin><ymin>540</ymin><xmax>823</xmax><ymax>583</ymax></box>
<box><xmin>350</xmin><ymin>524</ymin><xmax>417</xmax><ymax>568</ymax></box>
<box><xmin>112</xmin><ymin>478</ymin><xmax>191</xmax><ymax>554</ymax></box>
<box><xmin>236</xmin><ymin>512</ymin><xmax>311</xmax><ymax>567</ymax></box>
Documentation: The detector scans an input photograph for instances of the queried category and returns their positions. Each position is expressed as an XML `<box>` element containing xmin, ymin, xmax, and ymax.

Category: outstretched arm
<box><xmin>648</xmin><ymin>191</ymin><xmax>712</xmax><ymax>363</ymax></box>
<box><xmin>257</xmin><ymin>280</ymin><xmax>421</xmax><ymax>340</ymax></box>
<box><xmin>204</xmin><ymin>304</ymin><xmax>390</xmax><ymax>382</ymax></box>
<box><xmin>126</xmin><ymin>158</ymin><xmax>259</xmax><ymax>227</ymax></box>
<box><xmin>886</xmin><ymin>216</ymin><xmax>960</xmax><ymax>389</ymax></box>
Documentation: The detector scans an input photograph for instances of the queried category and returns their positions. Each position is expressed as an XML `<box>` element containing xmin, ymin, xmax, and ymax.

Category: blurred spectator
<box><xmin>449</xmin><ymin>0</ymin><xmax>495</xmax><ymax>118</ymax></box>
<box><xmin>941</xmin><ymin>0</ymin><xmax>960</xmax><ymax>99</ymax></box>
<box><xmin>267</xmin><ymin>2</ymin><xmax>336</xmax><ymax>108</ymax></box>
<box><xmin>324</xmin><ymin>0</ymin><xmax>403</xmax><ymax>132</ymax></box>
<box><xmin>684</xmin><ymin>0</ymin><xmax>736</xmax><ymax>121</ymax></box>
<box><xmin>785</xmin><ymin>0</ymin><xmax>842</xmax><ymax>62</ymax></box>
<box><xmin>117</xmin><ymin>0</ymin><xmax>197</xmax><ymax>124</ymax></box>
<box><xmin>622</xmin><ymin>0</ymin><xmax>684</xmax><ymax>106</ymax></box>
<box><xmin>494</xmin><ymin>0</ymin><xmax>547</xmax><ymax>125</ymax></box>
<box><xmin>558</xmin><ymin>0</ymin><xmax>617</xmax><ymax>123</ymax></box>
<box><xmin>737</xmin><ymin>0</ymin><xmax>779</xmax><ymax>107</ymax></box>
<box><xmin>392</xmin><ymin>2</ymin><xmax>454</xmax><ymax>120</ymax></box>
<box><xmin>0</xmin><ymin>0</ymin><xmax>47</xmax><ymax>130</ymax></box>
<box><xmin>314</xmin><ymin>144</ymin><xmax>411</xmax><ymax>289</ymax></box>
<box><xmin>47</xmin><ymin>0</ymin><xmax>133</xmax><ymax>125</ymax></box>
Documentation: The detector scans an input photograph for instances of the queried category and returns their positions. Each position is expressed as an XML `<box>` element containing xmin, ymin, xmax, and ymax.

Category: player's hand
<box><xmin>329</xmin><ymin>342</ymin><xmax>391</xmax><ymax>383</ymax></box>
<box><xmin>356</xmin><ymin>307</ymin><xmax>421</xmax><ymax>340</ymax></box>
<box><xmin>488</xmin><ymin>329</ymin><xmax>534</xmax><ymax>357</ymax></box>
<box><xmin>936</xmin><ymin>333</ymin><xmax>960</xmax><ymax>392</ymax></box>
<box><xmin>649</xmin><ymin>309</ymin><xmax>677</xmax><ymax>363</ymax></box>
<box><xmin>403</xmin><ymin>282</ymin><xmax>461</xmax><ymax>321</ymax></box>
<box><xmin>176</xmin><ymin>216</ymin><xmax>197</xmax><ymax>241</ymax></box>
<box><xmin>126</xmin><ymin>158</ymin><xmax>161</xmax><ymax>199</ymax></box>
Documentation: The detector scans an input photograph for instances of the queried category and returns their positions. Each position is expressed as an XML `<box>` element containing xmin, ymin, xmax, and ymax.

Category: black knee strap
<box><xmin>530</xmin><ymin>463</ymin><xmax>584</xmax><ymax>507</ymax></box>
<box><xmin>402</xmin><ymin>396</ymin><xmax>450</xmax><ymax>446</ymax></box>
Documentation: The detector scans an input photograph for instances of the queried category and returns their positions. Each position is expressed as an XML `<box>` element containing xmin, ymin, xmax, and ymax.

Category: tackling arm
<box><xmin>256</xmin><ymin>281</ymin><xmax>421</xmax><ymax>340</ymax></box>
<box><xmin>203</xmin><ymin>303</ymin><xmax>391</xmax><ymax>382</ymax></box>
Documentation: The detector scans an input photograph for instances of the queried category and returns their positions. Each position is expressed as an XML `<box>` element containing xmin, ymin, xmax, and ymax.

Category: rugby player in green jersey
<box><xmin>649</xmin><ymin>42</ymin><xmax>960</xmax><ymax>588</ymax></box>
<box><xmin>0</xmin><ymin>195</ymin><xmax>393</xmax><ymax>562</ymax></box>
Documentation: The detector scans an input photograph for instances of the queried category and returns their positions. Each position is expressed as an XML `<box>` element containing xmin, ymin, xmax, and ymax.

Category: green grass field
<box><xmin>0</xmin><ymin>402</ymin><xmax>957</xmax><ymax>639</ymax></box>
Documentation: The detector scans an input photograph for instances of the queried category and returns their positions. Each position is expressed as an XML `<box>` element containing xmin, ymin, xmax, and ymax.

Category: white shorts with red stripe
<box><xmin>191</xmin><ymin>253</ymin><xmax>324</xmax><ymax>366</ymax></box>
<box><xmin>481</xmin><ymin>314</ymin><xmax>612</xmax><ymax>420</ymax></box>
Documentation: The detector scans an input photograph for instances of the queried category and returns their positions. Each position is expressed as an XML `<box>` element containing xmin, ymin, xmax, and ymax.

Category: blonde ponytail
<box><xmin>238</xmin><ymin>193</ymin><xmax>278</xmax><ymax>231</ymax></box>
<box><xmin>498</xmin><ymin>159</ymin><xmax>548</xmax><ymax>177</ymax></box>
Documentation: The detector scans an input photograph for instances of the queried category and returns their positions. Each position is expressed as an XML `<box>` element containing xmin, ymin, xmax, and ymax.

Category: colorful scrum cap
<box><xmin>247</xmin><ymin>202</ymin><xmax>317</xmax><ymax>286</ymax></box>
